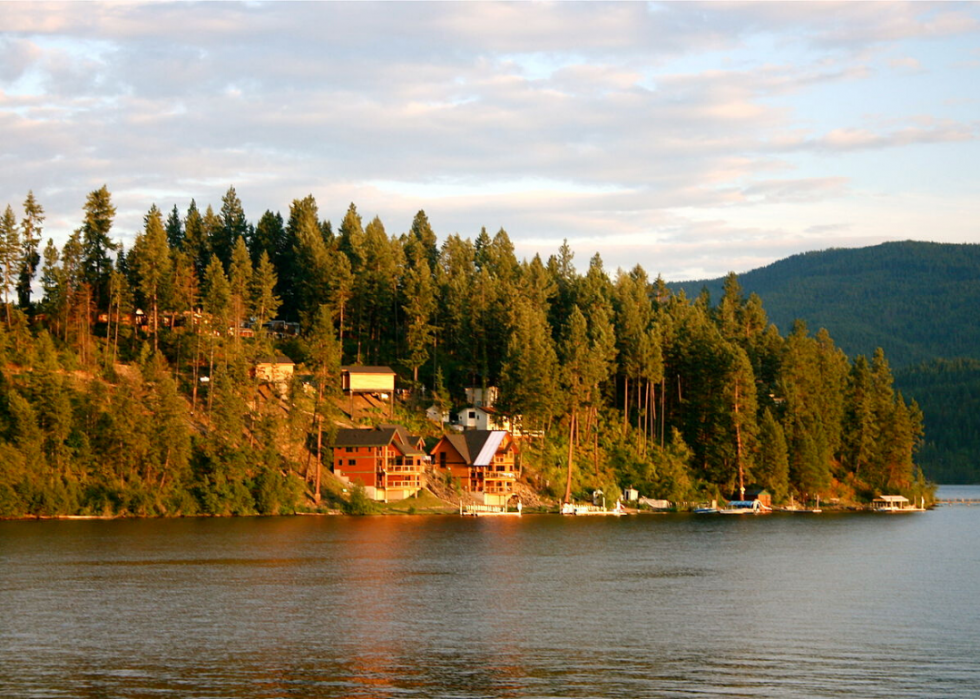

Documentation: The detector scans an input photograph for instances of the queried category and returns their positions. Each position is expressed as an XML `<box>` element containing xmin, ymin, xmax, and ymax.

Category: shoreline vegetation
<box><xmin>0</xmin><ymin>187</ymin><xmax>935</xmax><ymax>520</ymax></box>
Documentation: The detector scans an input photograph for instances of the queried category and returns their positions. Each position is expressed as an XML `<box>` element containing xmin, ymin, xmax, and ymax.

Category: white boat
<box><xmin>692</xmin><ymin>500</ymin><xmax>718</xmax><ymax>514</ymax></box>
<box><xmin>871</xmin><ymin>495</ymin><xmax>925</xmax><ymax>512</ymax></box>
<box><xmin>718</xmin><ymin>499</ymin><xmax>770</xmax><ymax>515</ymax></box>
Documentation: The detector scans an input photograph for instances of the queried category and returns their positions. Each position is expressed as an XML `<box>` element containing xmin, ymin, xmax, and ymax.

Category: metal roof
<box><xmin>441</xmin><ymin>430</ymin><xmax>508</xmax><ymax>466</ymax></box>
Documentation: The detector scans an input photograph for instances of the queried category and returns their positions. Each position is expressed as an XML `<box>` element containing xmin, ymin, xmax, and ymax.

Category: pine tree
<box><xmin>80</xmin><ymin>185</ymin><xmax>118</xmax><ymax>310</ymax></box>
<box><xmin>228</xmin><ymin>237</ymin><xmax>252</xmax><ymax>342</ymax></box>
<box><xmin>131</xmin><ymin>205</ymin><xmax>172</xmax><ymax>351</ymax></box>
<box><xmin>0</xmin><ymin>205</ymin><xmax>21</xmax><ymax>326</ymax></box>
<box><xmin>559</xmin><ymin>305</ymin><xmax>591</xmax><ymax>502</ymax></box>
<box><xmin>403</xmin><ymin>259</ymin><xmax>437</xmax><ymax>385</ymax></box>
<box><xmin>216</xmin><ymin>186</ymin><xmax>248</xmax><ymax>267</ymax></box>
<box><xmin>183</xmin><ymin>200</ymin><xmax>209</xmax><ymax>275</ymax></box>
<box><xmin>406</xmin><ymin>209</ymin><xmax>438</xmax><ymax>270</ymax></box>
<box><xmin>165</xmin><ymin>205</ymin><xmax>183</xmax><ymax>250</ymax></box>
<box><xmin>17</xmin><ymin>191</ymin><xmax>44</xmax><ymax>308</ymax></box>
<box><xmin>498</xmin><ymin>296</ymin><xmax>559</xmax><ymax>430</ymax></box>
<box><xmin>251</xmin><ymin>210</ymin><xmax>285</xmax><ymax>265</ymax></box>
<box><xmin>251</xmin><ymin>251</ymin><xmax>281</xmax><ymax>333</ymax></box>
<box><xmin>202</xmin><ymin>255</ymin><xmax>231</xmax><ymax>333</ymax></box>
<box><xmin>756</xmin><ymin>408</ymin><xmax>790</xmax><ymax>501</ymax></box>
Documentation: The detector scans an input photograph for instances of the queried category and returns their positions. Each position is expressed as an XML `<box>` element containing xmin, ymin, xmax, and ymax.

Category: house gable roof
<box><xmin>439</xmin><ymin>430</ymin><xmax>509</xmax><ymax>466</ymax></box>
<box><xmin>341</xmin><ymin>365</ymin><xmax>395</xmax><ymax>375</ymax></box>
<box><xmin>333</xmin><ymin>427</ymin><xmax>398</xmax><ymax>448</ymax></box>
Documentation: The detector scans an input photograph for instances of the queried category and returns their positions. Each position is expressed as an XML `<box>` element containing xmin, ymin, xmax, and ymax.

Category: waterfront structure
<box><xmin>332</xmin><ymin>425</ymin><xmax>427</xmax><ymax>502</ymax></box>
<box><xmin>871</xmin><ymin>494</ymin><xmax>925</xmax><ymax>512</ymax></box>
<box><xmin>431</xmin><ymin>430</ymin><xmax>518</xmax><ymax>506</ymax></box>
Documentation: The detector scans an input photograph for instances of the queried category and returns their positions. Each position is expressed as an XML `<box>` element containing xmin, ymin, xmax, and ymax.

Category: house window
<box><xmin>348</xmin><ymin>459</ymin><xmax>356</xmax><ymax>466</ymax></box>
<box><xmin>469</xmin><ymin>411</ymin><xmax>476</xmax><ymax>419</ymax></box>
<box><xmin>439</xmin><ymin>452</ymin><xmax>446</xmax><ymax>467</ymax></box>
<box><xmin>345</xmin><ymin>447</ymin><xmax>354</xmax><ymax>453</ymax></box>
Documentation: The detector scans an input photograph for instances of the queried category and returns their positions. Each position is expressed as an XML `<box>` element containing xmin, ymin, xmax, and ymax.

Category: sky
<box><xmin>1</xmin><ymin>1</ymin><xmax>979</xmax><ymax>281</ymax></box>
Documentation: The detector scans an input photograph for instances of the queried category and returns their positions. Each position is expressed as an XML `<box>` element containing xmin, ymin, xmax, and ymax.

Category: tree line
<box><xmin>0</xmin><ymin>186</ymin><xmax>932</xmax><ymax>516</ymax></box>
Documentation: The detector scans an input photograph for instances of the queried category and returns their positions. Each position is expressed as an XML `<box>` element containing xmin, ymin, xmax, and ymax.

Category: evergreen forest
<box><xmin>676</xmin><ymin>241</ymin><xmax>980</xmax><ymax>483</ymax></box>
<box><xmin>0</xmin><ymin>187</ymin><xmax>933</xmax><ymax>517</ymax></box>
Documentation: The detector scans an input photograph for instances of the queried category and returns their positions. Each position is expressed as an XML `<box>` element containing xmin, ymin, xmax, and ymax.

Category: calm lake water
<box><xmin>2</xmin><ymin>485</ymin><xmax>979</xmax><ymax>698</ymax></box>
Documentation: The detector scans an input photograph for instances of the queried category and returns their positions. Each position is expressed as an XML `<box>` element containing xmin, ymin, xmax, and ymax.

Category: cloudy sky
<box><xmin>2</xmin><ymin>1</ymin><xmax>979</xmax><ymax>280</ymax></box>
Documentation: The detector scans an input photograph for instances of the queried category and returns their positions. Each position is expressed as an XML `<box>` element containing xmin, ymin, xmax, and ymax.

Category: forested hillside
<box><xmin>893</xmin><ymin>359</ymin><xmax>980</xmax><ymax>484</ymax></box>
<box><xmin>0</xmin><ymin>188</ymin><xmax>933</xmax><ymax>516</ymax></box>
<box><xmin>674</xmin><ymin>241</ymin><xmax>980</xmax><ymax>369</ymax></box>
<box><xmin>674</xmin><ymin>241</ymin><xmax>980</xmax><ymax>483</ymax></box>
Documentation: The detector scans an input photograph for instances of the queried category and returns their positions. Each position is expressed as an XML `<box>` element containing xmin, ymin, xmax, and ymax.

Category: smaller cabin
<box><xmin>426</xmin><ymin>404</ymin><xmax>450</xmax><ymax>424</ymax></box>
<box><xmin>341</xmin><ymin>366</ymin><xmax>396</xmax><ymax>395</ymax></box>
<box><xmin>736</xmin><ymin>487</ymin><xmax>772</xmax><ymax>509</ymax></box>
<box><xmin>456</xmin><ymin>405</ymin><xmax>513</xmax><ymax>433</ymax></box>
<box><xmin>622</xmin><ymin>487</ymin><xmax>639</xmax><ymax>502</ymax></box>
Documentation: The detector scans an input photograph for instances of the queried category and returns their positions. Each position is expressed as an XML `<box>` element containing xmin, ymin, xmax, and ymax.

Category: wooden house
<box><xmin>431</xmin><ymin>430</ymin><xmax>518</xmax><ymax>506</ymax></box>
<box><xmin>332</xmin><ymin>425</ymin><xmax>428</xmax><ymax>502</ymax></box>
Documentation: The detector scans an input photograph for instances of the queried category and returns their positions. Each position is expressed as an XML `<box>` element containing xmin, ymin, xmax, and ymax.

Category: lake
<box><xmin>2</xmin><ymin>485</ymin><xmax>979</xmax><ymax>698</ymax></box>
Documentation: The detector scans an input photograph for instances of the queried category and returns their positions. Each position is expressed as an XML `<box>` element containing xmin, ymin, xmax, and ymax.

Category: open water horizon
<box><xmin>1</xmin><ymin>485</ymin><xmax>979</xmax><ymax>698</ymax></box>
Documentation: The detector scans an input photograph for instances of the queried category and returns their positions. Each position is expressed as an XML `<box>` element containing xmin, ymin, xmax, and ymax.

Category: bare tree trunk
<box><xmin>564</xmin><ymin>411</ymin><xmax>576</xmax><ymax>503</ymax></box>
<box><xmin>622</xmin><ymin>377</ymin><xmax>629</xmax><ymax>435</ymax></box>
<box><xmin>191</xmin><ymin>327</ymin><xmax>201</xmax><ymax>414</ymax></box>
<box><xmin>207</xmin><ymin>336</ymin><xmax>216</xmax><ymax>421</ymax></box>
<box><xmin>660</xmin><ymin>376</ymin><xmax>666</xmax><ymax>448</ymax></box>
<box><xmin>593</xmin><ymin>405</ymin><xmax>600</xmax><ymax>477</ymax></box>
<box><xmin>315</xmin><ymin>416</ymin><xmax>323</xmax><ymax>504</ymax></box>
<box><xmin>734</xmin><ymin>378</ymin><xmax>744</xmax><ymax>499</ymax></box>
<box><xmin>112</xmin><ymin>295</ymin><xmax>120</xmax><ymax>367</ymax></box>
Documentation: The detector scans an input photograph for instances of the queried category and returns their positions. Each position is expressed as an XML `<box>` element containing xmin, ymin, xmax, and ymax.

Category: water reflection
<box><xmin>2</xmin><ymin>510</ymin><xmax>979</xmax><ymax>697</ymax></box>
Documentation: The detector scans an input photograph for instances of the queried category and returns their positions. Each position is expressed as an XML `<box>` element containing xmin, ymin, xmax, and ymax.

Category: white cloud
<box><xmin>1</xmin><ymin>1</ymin><xmax>979</xmax><ymax>280</ymax></box>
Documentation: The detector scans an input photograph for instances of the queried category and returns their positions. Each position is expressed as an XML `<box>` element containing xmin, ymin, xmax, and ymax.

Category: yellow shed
<box><xmin>341</xmin><ymin>366</ymin><xmax>396</xmax><ymax>394</ymax></box>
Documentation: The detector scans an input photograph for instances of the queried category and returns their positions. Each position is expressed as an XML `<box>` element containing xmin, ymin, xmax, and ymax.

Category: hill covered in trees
<box><xmin>673</xmin><ymin>241</ymin><xmax>980</xmax><ymax>483</ymax></box>
<box><xmin>0</xmin><ymin>188</ymin><xmax>934</xmax><ymax>516</ymax></box>
<box><xmin>673</xmin><ymin>241</ymin><xmax>980</xmax><ymax>369</ymax></box>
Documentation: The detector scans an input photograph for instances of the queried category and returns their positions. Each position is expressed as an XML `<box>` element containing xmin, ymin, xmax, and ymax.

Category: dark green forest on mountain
<box><xmin>675</xmin><ymin>241</ymin><xmax>980</xmax><ymax>484</ymax></box>
<box><xmin>674</xmin><ymin>241</ymin><xmax>980</xmax><ymax>369</ymax></box>
<box><xmin>0</xmin><ymin>188</ymin><xmax>934</xmax><ymax>516</ymax></box>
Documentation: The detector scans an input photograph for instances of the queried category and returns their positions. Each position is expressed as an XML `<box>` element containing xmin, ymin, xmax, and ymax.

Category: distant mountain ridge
<box><xmin>673</xmin><ymin>240</ymin><xmax>980</xmax><ymax>483</ymax></box>
<box><xmin>673</xmin><ymin>240</ymin><xmax>980</xmax><ymax>369</ymax></box>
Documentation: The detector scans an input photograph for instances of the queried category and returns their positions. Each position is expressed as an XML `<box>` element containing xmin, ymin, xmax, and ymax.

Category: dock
<box><xmin>460</xmin><ymin>502</ymin><xmax>522</xmax><ymax>517</ymax></box>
